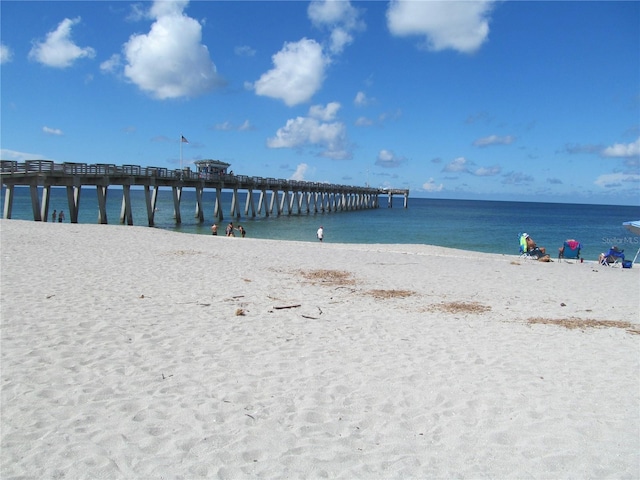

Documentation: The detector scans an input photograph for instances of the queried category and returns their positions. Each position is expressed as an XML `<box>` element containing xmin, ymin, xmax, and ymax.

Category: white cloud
<box><xmin>238</xmin><ymin>120</ymin><xmax>253</xmax><ymax>131</ymax></box>
<box><xmin>0</xmin><ymin>149</ymin><xmax>48</xmax><ymax>161</ymax></box>
<box><xmin>354</xmin><ymin>91</ymin><xmax>369</xmax><ymax>107</ymax></box>
<box><xmin>0</xmin><ymin>43</ymin><xmax>13</xmax><ymax>64</ymax></box>
<box><xmin>29</xmin><ymin>17</ymin><xmax>96</xmax><ymax>68</ymax></box>
<box><xmin>355</xmin><ymin>116</ymin><xmax>373</xmax><ymax>127</ymax></box>
<box><xmin>443</xmin><ymin>156</ymin><xmax>471</xmax><ymax>173</ymax></box>
<box><xmin>422</xmin><ymin>177</ymin><xmax>444</xmax><ymax>192</ymax></box>
<box><xmin>375</xmin><ymin>149</ymin><xmax>407</xmax><ymax>168</ymax></box>
<box><xmin>213</xmin><ymin>121</ymin><xmax>233</xmax><ymax>131</ymax></box>
<box><xmin>100</xmin><ymin>53</ymin><xmax>121</xmax><ymax>74</ymax></box>
<box><xmin>212</xmin><ymin>120</ymin><xmax>254</xmax><ymax>131</ymax></box>
<box><xmin>234</xmin><ymin>45</ymin><xmax>256</xmax><ymax>57</ymax></box>
<box><xmin>442</xmin><ymin>156</ymin><xmax>501</xmax><ymax>176</ymax></box>
<box><xmin>309</xmin><ymin>102</ymin><xmax>341</xmax><ymax>121</ymax></box>
<box><xmin>267</xmin><ymin>103</ymin><xmax>350</xmax><ymax>160</ymax></box>
<box><xmin>601</xmin><ymin>137</ymin><xmax>640</xmax><ymax>158</ymax></box>
<box><xmin>291</xmin><ymin>163</ymin><xmax>309</xmax><ymax>181</ymax></box>
<box><xmin>473</xmin><ymin>134</ymin><xmax>515</xmax><ymax>147</ymax></box>
<box><xmin>328</xmin><ymin>28</ymin><xmax>353</xmax><ymax>55</ymax></box>
<box><xmin>122</xmin><ymin>1</ymin><xmax>223</xmax><ymax>99</ymax></box>
<box><xmin>125</xmin><ymin>3</ymin><xmax>147</xmax><ymax>22</ymax></box>
<box><xmin>502</xmin><ymin>171</ymin><xmax>534</xmax><ymax>185</ymax></box>
<box><xmin>386</xmin><ymin>0</ymin><xmax>495</xmax><ymax>54</ymax></box>
<box><xmin>594</xmin><ymin>172</ymin><xmax>640</xmax><ymax>188</ymax></box>
<box><xmin>308</xmin><ymin>0</ymin><xmax>364</xmax><ymax>54</ymax></box>
<box><xmin>308</xmin><ymin>0</ymin><xmax>358</xmax><ymax>28</ymax></box>
<box><xmin>149</xmin><ymin>0</ymin><xmax>189</xmax><ymax>18</ymax></box>
<box><xmin>43</xmin><ymin>126</ymin><xmax>64</xmax><ymax>136</ymax></box>
<box><xmin>474</xmin><ymin>165</ymin><xmax>501</xmax><ymax>176</ymax></box>
<box><xmin>564</xmin><ymin>143</ymin><xmax>603</xmax><ymax>155</ymax></box>
<box><xmin>254</xmin><ymin>38</ymin><xmax>328</xmax><ymax>107</ymax></box>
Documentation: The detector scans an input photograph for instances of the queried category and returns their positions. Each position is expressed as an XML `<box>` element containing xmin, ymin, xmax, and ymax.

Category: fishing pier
<box><xmin>1</xmin><ymin>160</ymin><xmax>409</xmax><ymax>226</ymax></box>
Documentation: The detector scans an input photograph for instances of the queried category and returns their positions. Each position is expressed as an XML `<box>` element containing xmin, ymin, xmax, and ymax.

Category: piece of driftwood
<box><xmin>273</xmin><ymin>304</ymin><xmax>302</xmax><ymax>310</ymax></box>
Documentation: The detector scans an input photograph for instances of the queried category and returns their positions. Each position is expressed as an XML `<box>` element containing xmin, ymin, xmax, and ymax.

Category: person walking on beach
<box><xmin>317</xmin><ymin>226</ymin><xmax>324</xmax><ymax>242</ymax></box>
<box><xmin>51</xmin><ymin>210</ymin><xmax>57</xmax><ymax>222</ymax></box>
<box><xmin>211</xmin><ymin>223</ymin><xmax>218</xmax><ymax>235</ymax></box>
<box><xmin>58</xmin><ymin>210</ymin><xmax>65</xmax><ymax>223</ymax></box>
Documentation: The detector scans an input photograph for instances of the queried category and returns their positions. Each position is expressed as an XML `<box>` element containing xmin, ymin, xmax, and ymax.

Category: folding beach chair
<box><xmin>558</xmin><ymin>239</ymin><xmax>581</xmax><ymax>262</ymax></box>
<box><xmin>519</xmin><ymin>233</ymin><xmax>533</xmax><ymax>259</ymax></box>
<box><xmin>600</xmin><ymin>246</ymin><xmax>625</xmax><ymax>267</ymax></box>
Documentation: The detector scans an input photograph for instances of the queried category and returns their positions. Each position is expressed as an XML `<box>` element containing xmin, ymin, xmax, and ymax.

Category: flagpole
<box><xmin>180</xmin><ymin>134</ymin><xmax>183</xmax><ymax>177</ymax></box>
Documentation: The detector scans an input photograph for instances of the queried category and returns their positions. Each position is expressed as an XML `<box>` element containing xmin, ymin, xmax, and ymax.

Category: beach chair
<box><xmin>519</xmin><ymin>233</ymin><xmax>531</xmax><ymax>259</ymax></box>
<box><xmin>599</xmin><ymin>246</ymin><xmax>625</xmax><ymax>267</ymax></box>
<box><xmin>558</xmin><ymin>239</ymin><xmax>581</xmax><ymax>262</ymax></box>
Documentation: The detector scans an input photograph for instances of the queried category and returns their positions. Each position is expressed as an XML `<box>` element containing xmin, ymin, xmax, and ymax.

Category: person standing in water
<box><xmin>317</xmin><ymin>226</ymin><xmax>324</xmax><ymax>242</ymax></box>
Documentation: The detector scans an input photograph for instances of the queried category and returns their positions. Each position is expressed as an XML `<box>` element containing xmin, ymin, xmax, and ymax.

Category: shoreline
<box><xmin>2</xmin><ymin>217</ymin><xmax>634</xmax><ymax>262</ymax></box>
<box><xmin>1</xmin><ymin>219</ymin><xmax>638</xmax><ymax>478</ymax></box>
<box><xmin>2</xmin><ymin>191</ymin><xmax>639</xmax><ymax>259</ymax></box>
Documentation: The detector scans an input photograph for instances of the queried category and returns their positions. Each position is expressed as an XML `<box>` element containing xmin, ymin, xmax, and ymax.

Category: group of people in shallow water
<box><xmin>51</xmin><ymin>210</ymin><xmax>65</xmax><ymax>223</ymax></box>
<box><xmin>210</xmin><ymin>222</ymin><xmax>323</xmax><ymax>241</ymax></box>
<box><xmin>211</xmin><ymin>222</ymin><xmax>245</xmax><ymax>238</ymax></box>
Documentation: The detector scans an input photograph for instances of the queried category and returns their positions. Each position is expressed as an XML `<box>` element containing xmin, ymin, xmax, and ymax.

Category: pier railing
<box><xmin>1</xmin><ymin>160</ymin><xmax>385</xmax><ymax>193</ymax></box>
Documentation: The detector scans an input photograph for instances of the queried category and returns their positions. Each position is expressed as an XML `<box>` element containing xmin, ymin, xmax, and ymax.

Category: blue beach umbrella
<box><xmin>622</xmin><ymin>221</ymin><xmax>640</xmax><ymax>263</ymax></box>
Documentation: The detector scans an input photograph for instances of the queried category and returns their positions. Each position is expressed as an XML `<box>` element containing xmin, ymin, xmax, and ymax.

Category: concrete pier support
<box><xmin>279</xmin><ymin>190</ymin><xmax>290</xmax><ymax>216</ymax></box>
<box><xmin>3</xmin><ymin>184</ymin><xmax>14</xmax><ymax>219</ymax></box>
<box><xmin>230</xmin><ymin>188</ymin><xmax>241</xmax><ymax>218</ymax></box>
<box><xmin>143</xmin><ymin>185</ymin><xmax>159</xmax><ymax>227</ymax></box>
<box><xmin>40</xmin><ymin>185</ymin><xmax>51</xmax><ymax>222</ymax></box>
<box><xmin>214</xmin><ymin>187</ymin><xmax>223</xmax><ymax>221</ymax></box>
<box><xmin>66</xmin><ymin>184</ymin><xmax>81</xmax><ymax>223</ymax></box>
<box><xmin>120</xmin><ymin>185</ymin><xmax>133</xmax><ymax>225</ymax></box>
<box><xmin>269</xmin><ymin>190</ymin><xmax>279</xmax><ymax>216</ymax></box>
<box><xmin>97</xmin><ymin>185</ymin><xmax>108</xmax><ymax>224</ymax></box>
<box><xmin>257</xmin><ymin>189</ymin><xmax>268</xmax><ymax>217</ymax></box>
<box><xmin>194</xmin><ymin>186</ymin><xmax>205</xmax><ymax>223</ymax></box>
<box><xmin>387</xmin><ymin>189</ymin><xmax>409</xmax><ymax>208</ymax></box>
<box><xmin>29</xmin><ymin>184</ymin><xmax>42</xmax><ymax>221</ymax></box>
<box><xmin>245</xmin><ymin>189</ymin><xmax>256</xmax><ymax>217</ymax></box>
<box><xmin>172</xmin><ymin>186</ymin><xmax>182</xmax><ymax>224</ymax></box>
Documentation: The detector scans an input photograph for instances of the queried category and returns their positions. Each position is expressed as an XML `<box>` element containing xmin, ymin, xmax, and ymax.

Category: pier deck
<box><xmin>1</xmin><ymin>160</ymin><xmax>409</xmax><ymax>226</ymax></box>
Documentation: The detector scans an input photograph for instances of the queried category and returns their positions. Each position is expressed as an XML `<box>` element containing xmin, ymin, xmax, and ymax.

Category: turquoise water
<box><xmin>2</xmin><ymin>186</ymin><xmax>639</xmax><ymax>261</ymax></box>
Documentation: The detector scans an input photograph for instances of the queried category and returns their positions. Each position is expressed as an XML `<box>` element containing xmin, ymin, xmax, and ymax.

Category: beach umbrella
<box><xmin>622</xmin><ymin>220</ymin><xmax>640</xmax><ymax>263</ymax></box>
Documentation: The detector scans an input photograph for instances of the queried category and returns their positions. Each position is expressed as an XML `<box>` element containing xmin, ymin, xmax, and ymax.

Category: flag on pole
<box><xmin>181</xmin><ymin>135</ymin><xmax>189</xmax><ymax>143</ymax></box>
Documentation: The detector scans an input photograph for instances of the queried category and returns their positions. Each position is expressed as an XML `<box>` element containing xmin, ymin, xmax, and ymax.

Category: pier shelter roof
<box><xmin>193</xmin><ymin>159</ymin><xmax>230</xmax><ymax>172</ymax></box>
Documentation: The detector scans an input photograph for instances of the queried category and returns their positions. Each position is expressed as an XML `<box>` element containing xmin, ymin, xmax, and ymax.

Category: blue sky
<box><xmin>1</xmin><ymin>1</ymin><xmax>639</xmax><ymax>205</ymax></box>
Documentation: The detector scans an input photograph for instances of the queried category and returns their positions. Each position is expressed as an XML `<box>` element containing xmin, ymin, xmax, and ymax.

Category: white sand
<box><xmin>1</xmin><ymin>219</ymin><xmax>638</xmax><ymax>479</ymax></box>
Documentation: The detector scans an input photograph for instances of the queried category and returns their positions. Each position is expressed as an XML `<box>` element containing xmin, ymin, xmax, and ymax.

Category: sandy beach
<box><xmin>1</xmin><ymin>219</ymin><xmax>638</xmax><ymax>479</ymax></box>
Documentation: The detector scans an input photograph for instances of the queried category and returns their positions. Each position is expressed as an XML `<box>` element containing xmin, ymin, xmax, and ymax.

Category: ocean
<box><xmin>2</xmin><ymin>185</ymin><xmax>639</xmax><ymax>261</ymax></box>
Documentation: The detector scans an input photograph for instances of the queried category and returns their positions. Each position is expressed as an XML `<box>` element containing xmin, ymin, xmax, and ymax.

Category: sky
<box><xmin>1</xmin><ymin>0</ymin><xmax>639</xmax><ymax>206</ymax></box>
